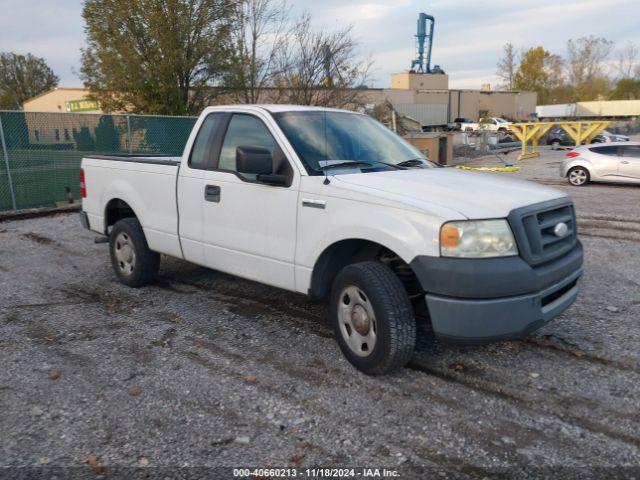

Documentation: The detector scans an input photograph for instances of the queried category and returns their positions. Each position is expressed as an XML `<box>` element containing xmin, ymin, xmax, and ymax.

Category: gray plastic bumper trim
<box><xmin>426</xmin><ymin>267</ymin><xmax>582</xmax><ymax>344</ymax></box>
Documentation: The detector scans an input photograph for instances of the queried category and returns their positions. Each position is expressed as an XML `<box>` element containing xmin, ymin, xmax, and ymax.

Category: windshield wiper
<box><xmin>317</xmin><ymin>160</ymin><xmax>403</xmax><ymax>171</ymax></box>
<box><xmin>396</xmin><ymin>158</ymin><xmax>427</xmax><ymax>167</ymax></box>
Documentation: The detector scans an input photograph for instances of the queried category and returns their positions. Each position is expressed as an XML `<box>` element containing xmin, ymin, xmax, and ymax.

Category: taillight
<box><xmin>566</xmin><ymin>152</ymin><xmax>580</xmax><ymax>158</ymax></box>
<box><xmin>80</xmin><ymin>168</ymin><xmax>87</xmax><ymax>198</ymax></box>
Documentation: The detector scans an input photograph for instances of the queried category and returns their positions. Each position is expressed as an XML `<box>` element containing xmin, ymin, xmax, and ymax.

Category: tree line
<box><xmin>497</xmin><ymin>37</ymin><xmax>640</xmax><ymax>105</ymax></box>
<box><xmin>0</xmin><ymin>0</ymin><xmax>370</xmax><ymax>115</ymax></box>
<box><xmin>4</xmin><ymin>3</ymin><xmax>640</xmax><ymax>115</ymax></box>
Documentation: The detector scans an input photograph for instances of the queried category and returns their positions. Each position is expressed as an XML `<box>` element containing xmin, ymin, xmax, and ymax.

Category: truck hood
<box><xmin>332</xmin><ymin>168</ymin><xmax>566</xmax><ymax>219</ymax></box>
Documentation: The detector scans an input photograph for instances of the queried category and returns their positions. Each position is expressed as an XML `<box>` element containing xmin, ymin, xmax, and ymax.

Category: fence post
<box><xmin>126</xmin><ymin>115</ymin><xmax>133</xmax><ymax>154</ymax></box>
<box><xmin>0</xmin><ymin>114</ymin><xmax>17</xmax><ymax>211</ymax></box>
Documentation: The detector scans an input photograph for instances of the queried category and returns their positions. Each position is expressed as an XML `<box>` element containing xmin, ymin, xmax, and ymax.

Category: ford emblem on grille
<box><xmin>553</xmin><ymin>222</ymin><xmax>569</xmax><ymax>238</ymax></box>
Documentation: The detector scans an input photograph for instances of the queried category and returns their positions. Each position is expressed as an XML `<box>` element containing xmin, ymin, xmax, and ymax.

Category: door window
<box><xmin>589</xmin><ymin>145</ymin><xmax>618</xmax><ymax>156</ymax></box>
<box><xmin>218</xmin><ymin>114</ymin><xmax>287</xmax><ymax>180</ymax></box>
<box><xmin>189</xmin><ymin>113</ymin><xmax>225</xmax><ymax>169</ymax></box>
<box><xmin>621</xmin><ymin>146</ymin><xmax>640</xmax><ymax>157</ymax></box>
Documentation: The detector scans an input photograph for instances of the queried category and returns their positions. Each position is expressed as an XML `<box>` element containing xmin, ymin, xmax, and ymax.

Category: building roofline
<box><xmin>22</xmin><ymin>87</ymin><xmax>89</xmax><ymax>106</ymax></box>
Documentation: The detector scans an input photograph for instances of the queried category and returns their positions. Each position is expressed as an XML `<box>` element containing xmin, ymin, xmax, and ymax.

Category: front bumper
<box><xmin>410</xmin><ymin>242</ymin><xmax>583</xmax><ymax>344</ymax></box>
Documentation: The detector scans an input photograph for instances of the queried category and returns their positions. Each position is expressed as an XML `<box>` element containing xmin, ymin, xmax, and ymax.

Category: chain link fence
<box><xmin>0</xmin><ymin>111</ymin><xmax>197</xmax><ymax>212</ymax></box>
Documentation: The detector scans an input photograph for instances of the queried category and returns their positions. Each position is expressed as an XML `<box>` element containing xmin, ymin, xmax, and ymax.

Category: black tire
<box><xmin>551</xmin><ymin>140</ymin><xmax>561</xmax><ymax>150</ymax></box>
<box><xmin>330</xmin><ymin>261</ymin><xmax>416</xmax><ymax>375</ymax></box>
<box><xmin>109</xmin><ymin>218</ymin><xmax>160</xmax><ymax>287</ymax></box>
<box><xmin>567</xmin><ymin>166</ymin><xmax>590</xmax><ymax>187</ymax></box>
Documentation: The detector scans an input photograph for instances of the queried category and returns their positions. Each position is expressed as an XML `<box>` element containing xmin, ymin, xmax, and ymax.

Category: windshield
<box><xmin>273</xmin><ymin>111</ymin><xmax>436</xmax><ymax>175</ymax></box>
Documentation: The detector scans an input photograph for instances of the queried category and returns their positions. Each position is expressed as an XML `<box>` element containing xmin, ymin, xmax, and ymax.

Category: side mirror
<box><xmin>236</xmin><ymin>146</ymin><xmax>273</xmax><ymax>175</ymax></box>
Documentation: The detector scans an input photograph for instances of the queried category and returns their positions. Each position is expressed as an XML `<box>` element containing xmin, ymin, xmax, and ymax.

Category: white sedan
<box><xmin>561</xmin><ymin>142</ymin><xmax>640</xmax><ymax>186</ymax></box>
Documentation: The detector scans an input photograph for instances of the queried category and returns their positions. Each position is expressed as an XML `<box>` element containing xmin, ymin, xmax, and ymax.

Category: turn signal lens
<box><xmin>440</xmin><ymin>224</ymin><xmax>460</xmax><ymax>248</ymax></box>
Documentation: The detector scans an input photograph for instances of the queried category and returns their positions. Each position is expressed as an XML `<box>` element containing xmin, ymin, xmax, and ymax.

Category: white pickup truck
<box><xmin>461</xmin><ymin>117</ymin><xmax>512</xmax><ymax>133</ymax></box>
<box><xmin>80</xmin><ymin>105</ymin><xmax>583</xmax><ymax>374</ymax></box>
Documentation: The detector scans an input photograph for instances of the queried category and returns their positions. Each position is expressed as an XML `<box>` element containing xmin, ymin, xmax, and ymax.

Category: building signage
<box><xmin>66</xmin><ymin>98</ymin><xmax>100</xmax><ymax>113</ymax></box>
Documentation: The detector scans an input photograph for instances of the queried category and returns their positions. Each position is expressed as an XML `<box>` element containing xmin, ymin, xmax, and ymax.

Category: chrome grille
<box><xmin>508</xmin><ymin>199</ymin><xmax>578</xmax><ymax>266</ymax></box>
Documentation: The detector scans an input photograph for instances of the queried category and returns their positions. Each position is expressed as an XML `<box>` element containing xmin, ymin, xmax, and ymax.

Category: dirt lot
<box><xmin>1</xmin><ymin>147</ymin><xmax>639</xmax><ymax>479</ymax></box>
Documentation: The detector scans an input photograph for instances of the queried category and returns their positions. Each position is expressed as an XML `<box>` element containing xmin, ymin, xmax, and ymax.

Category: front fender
<box><xmin>300</xmin><ymin>203</ymin><xmax>443</xmax><ymax>271</ymax></box>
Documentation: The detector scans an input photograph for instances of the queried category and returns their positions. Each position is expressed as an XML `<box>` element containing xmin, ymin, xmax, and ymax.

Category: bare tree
<box><xmin>224</xmin><ymin>0</ymin><xmax>289</xmax><ymax>103</ymax></box>
<box><xmin>616</xmin><ymin>41</ymin><xmax>639</xmax><ymax>80</ymax></box>
<box><xmin>566</xmin><ymin>36</ymin><xmax>613</xmax><ymax>100</ymax></box>
<box><xmin>496</xmin><ymin>43</ymin><xmax>517</xmax><ymax>90</ymax></box>
<box><xmin>276</xmin><ymin>13</ymin><xmax>372</xmax><ymax>109</ymax></box>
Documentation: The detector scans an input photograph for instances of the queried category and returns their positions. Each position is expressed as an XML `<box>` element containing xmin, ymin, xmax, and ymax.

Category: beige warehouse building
<box><xmin>22</xmin><ymin>73</ymin><xmax>535</xmax><ymax>132</ymax></box>
<box><xmin>23</xmin><ymin>87</ymin><xmax>102</xmax><ymax>114</ymax></box>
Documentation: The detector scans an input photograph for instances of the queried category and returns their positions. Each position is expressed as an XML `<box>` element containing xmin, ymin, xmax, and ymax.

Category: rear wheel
<box><xmin>568</xmin><ymin>166</ymin><xmax>590</xmax><ymax>186</ymax></box>
<box><xmin>551</xmin><ymin>140</ymin><xmax>561</xmax><ymax>150</ymax></box>
<box><xmin>330</xmin><ymin>261</ymin><xmax>416</xmax><ymax>375</ymax></box>
<box><xmin>109</xmin><ymin>218</ymin><xmax>160</xmax><ymax>287</ymax></box>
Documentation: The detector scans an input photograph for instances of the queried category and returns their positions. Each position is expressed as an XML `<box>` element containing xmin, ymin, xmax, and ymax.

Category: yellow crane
<box><xmin>509</xmin><ymin>121</ymin><xmax>611</xmax><ymax>160</ymax></box>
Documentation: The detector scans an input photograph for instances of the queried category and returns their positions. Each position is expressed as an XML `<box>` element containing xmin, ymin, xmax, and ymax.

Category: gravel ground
<box><xmin>1</xmin><ymin>147</ymin><xmax>639</xmax><ymax>479</ymax></box>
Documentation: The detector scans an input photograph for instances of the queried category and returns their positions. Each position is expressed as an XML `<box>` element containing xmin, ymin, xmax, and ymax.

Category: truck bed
<box><xmin>81</xmin><ymin>154</ymin><xmax>182</xmax><ymax>259</ymax></box>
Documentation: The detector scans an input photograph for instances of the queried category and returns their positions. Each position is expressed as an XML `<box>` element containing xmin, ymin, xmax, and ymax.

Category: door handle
<box><xmin>302</xmin><ymin>198</ymin><xmax>326</xmax><ymax>209</ymax></box>
<box><xmin>205</xmin><ymin>184</ymin><xmax>221</xmax><ymax>202</ymax></box>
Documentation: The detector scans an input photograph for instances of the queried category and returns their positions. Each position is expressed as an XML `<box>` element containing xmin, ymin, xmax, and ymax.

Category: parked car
<box><xmin>592</xmin><ymin>130</ymin><xmax>630</xmax><ymax>143</ymax></box>
<box><xmin>548</xmin><ymin>127</ymin><xmax>630</xmax><ymax>149</ymax></box>
<box><xmin>80</xmin><ymin>105</ymin><xmax>583</xmax><ymax>374</ymax></box>
<box><xmin>561</xmin><ymin>142</ymin><xmax>640</xmax><ymax>186</ymax></box>
<box><xmin>447</xmin><ymin>117</ymin><xmax>474</xmax><ymax>131</ymax></box>
<box><xmin>547</xmin><ymin>126</ymin><xmax>574</xmax><ymax>149</ymax></box>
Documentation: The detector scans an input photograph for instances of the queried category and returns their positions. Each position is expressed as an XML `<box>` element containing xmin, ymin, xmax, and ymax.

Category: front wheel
<box><xmin>568</xmin><ymin>166</ymin><xmax>590</xmax><ymax>186</ymax></box>
<box><xmin>109</xmin><ymin>218</ymin><xmax>160</xmax><ymax>287</ymax></box>
<box><xmin>330</xmin><ymin>261</ymin><xmax>416</xmax><ymax>375</ymax></box>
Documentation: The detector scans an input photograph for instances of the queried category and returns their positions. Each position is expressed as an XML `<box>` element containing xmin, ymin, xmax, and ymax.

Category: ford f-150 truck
<box><xmin>80</xmin><ymin>105</ymin><xmax>583</xmax><ymax>374</ymax></box>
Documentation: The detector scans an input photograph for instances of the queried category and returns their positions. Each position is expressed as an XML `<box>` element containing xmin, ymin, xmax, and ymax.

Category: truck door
<box><xmin>618</xmin><ymin>145</ymin><xmax>640</xmax><ymax>180</ymax></box>
<box><xmin>200</xmin><ymin>112</ymin><xmax>299</xmax><ymax>290</ymax></box>
<box><xmin>177</xmin><ymin>112</ymin><xmax>228</xmax><ymax>266</ymax></box>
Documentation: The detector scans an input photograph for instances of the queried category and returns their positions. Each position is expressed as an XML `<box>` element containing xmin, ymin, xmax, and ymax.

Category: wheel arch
<box><xmin>308</xmin><ymin>238</ymin><xmax>422</xmax><ymax>301</ymax></box>
<box><xmin>564</xmin><ymin>159</ymin><xmax>593</xmax><ymax>177</ymax></box>
<box><xmin>104</xmin><ymin>198</ymin><xmax>139</xmax><ymax>234</ymax></box>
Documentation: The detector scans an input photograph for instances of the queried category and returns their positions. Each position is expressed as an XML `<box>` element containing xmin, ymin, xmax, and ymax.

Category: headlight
<box><xmin>440</xmin><ymin>219</ymin><xmax>518</xmax><ymax>258</ymax></box>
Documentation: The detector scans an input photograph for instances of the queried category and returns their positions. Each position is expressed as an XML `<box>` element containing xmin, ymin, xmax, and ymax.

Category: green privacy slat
<box><xmin>0</xmin><ymin>111</ymin><xmax>197</xmax><ymax>211</ymax></box>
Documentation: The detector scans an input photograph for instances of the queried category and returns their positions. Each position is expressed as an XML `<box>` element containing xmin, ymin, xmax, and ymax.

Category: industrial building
<box><xmin>22</xmin><ymin>75</ymin><xmax>535</xmax><ymax>131</ymax></box>
<box><xmin>360</xmin><ymin>72</ymin><xmax>536</xmax><ymax>128</ymax></box>
<box><xmin>22</xmin><ymin>87</ymin><xmax>101</xmax><ymax>114</ymax></box>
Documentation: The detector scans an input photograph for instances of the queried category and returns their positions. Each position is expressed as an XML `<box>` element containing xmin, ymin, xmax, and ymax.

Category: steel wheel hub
<box><xmin>114</xmin><ymin>232</ymin><xmax>136</xmax><ymax>275</ymax></box>
<box><xmin>338</xmin><ymin>286</ymin><xmax>377</xmax><ymax>357</ymax></box>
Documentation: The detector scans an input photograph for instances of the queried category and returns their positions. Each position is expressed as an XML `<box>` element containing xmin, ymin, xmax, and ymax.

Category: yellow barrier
<box><xmin>509</xmin><ymin>121</ymin><xmax>611</xmax><ymax>160</ymax></box>
<box><xmin>455</xmin><ymin>165</ymin><xmax>520</xmax><ymax>172</ymax></box>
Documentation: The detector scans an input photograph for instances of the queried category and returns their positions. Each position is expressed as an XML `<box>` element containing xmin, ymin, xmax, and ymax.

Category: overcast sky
<box><xmin>1</xmin><ymin>0</ymin><xmax>639</xmax><ymax>89</ymax></box>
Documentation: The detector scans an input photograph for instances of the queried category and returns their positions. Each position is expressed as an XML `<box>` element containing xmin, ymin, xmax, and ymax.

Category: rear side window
<box><xmin>189</xmin><ymin>113</ymin><xmax>225</xmax><ymax>169</ymax></box>
<box><xmin>621</xmin><ymin>145</ymin><xmax>640</xmax><ymax>157</ymax></box>
<box><xmin>589</xmin><ymin>145</ymin><xmax>618</xmax><ymax>156</ymax></box>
